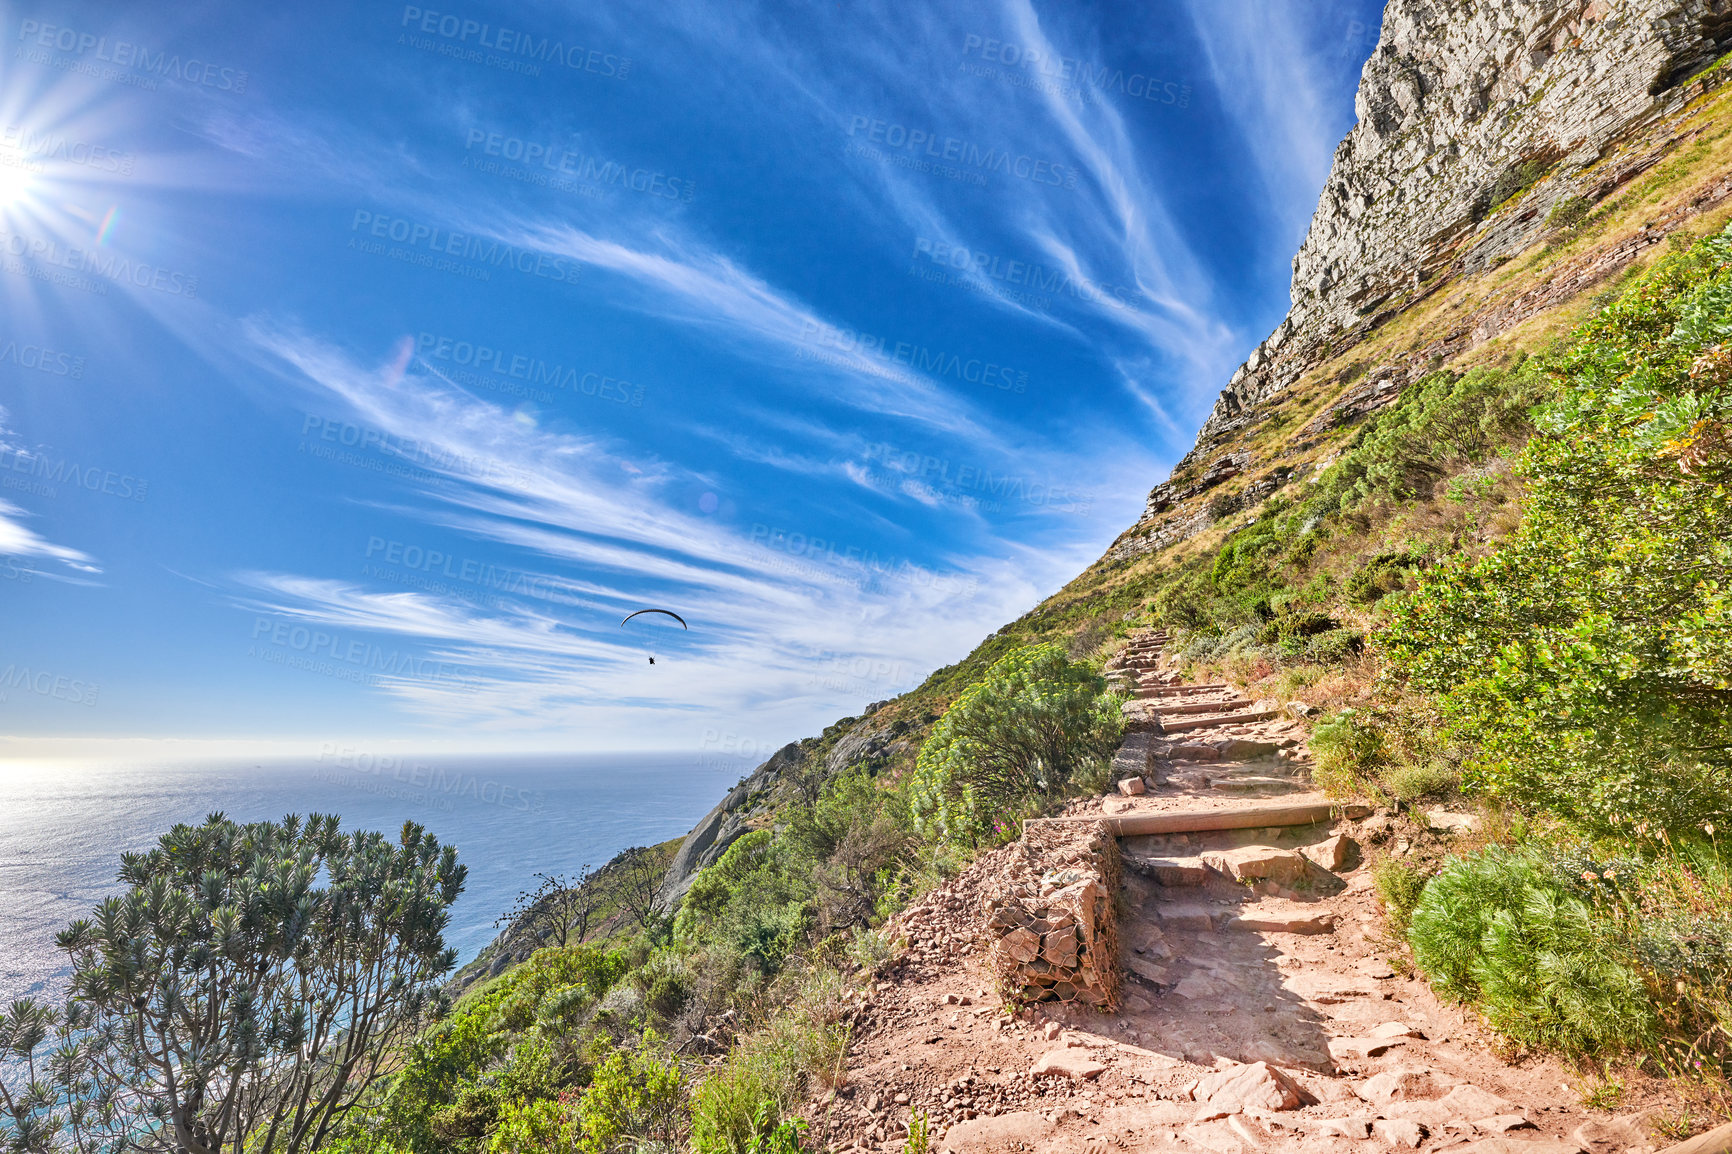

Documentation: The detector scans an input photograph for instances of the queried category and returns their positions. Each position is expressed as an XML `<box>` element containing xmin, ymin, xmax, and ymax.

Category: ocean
<box><xmin>0</xmin><ymin>751</ymin><xmax>749</xmax><ymax>1001</ymax></box>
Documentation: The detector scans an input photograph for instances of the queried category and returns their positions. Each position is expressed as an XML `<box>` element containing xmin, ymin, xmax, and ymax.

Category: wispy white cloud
<box><xmin>1179</xmin><ymin>0</ymin><xmax>1358</xmax><ymax>243</ymax></box>
<box><xmin>236</xmin><ymin>323</ymin><xmax>1073</xmax><ymax>737</ymax></box>
<box><xmin>0</xmin><ymin>499</ymin><xmax>97</xmax><ymax>572</ymax></box>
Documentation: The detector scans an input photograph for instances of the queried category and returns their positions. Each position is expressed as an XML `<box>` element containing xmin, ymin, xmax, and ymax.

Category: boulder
<box><xmin>1373</xmin><ymin>1118</ymin><xmax>1426</xmax><ymax>1148</ymax></box>
<box><xmin>1032</xmin><ymin>1049</ymin><xmax>1106</xmax><ymax>1081</ymax></box>
<box><xmin>1356</xmin><ymin>1068</ymin><xmax>1442</xmax><ymax>1105</ymax></box>
<box><xmin>1203</xmin><ymin>845</ymin><xmax>1308</xmax><ymax>883</ymax></box>
<box><xmin>1191</xmin><ymin>1061</ymin><xmax>1304</xmax><ymax>1114</ymax></box>
<box><xmin>1302</xmin><ymin>834</ymin><xmax>1361</xmax><ymax>872</ymax></box>
<box><xmin>1168</xmin><ymin>743</ymin><xmax>1221</xmax><ymax>761</ymax></box>
<box><xmin>1117</xmin><ymin>777</ymin><xmax>1147</xmax><ymax>796</ymax></box>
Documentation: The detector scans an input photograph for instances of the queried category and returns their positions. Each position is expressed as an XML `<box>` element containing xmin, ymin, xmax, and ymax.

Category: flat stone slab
<box><xmin>1211</xmin><ymin>776</ymin><xmax>1306</xmax><ymax>793</ymax></box>
<box><xmin>938</xmin><ymin>1111</ymin><xmax>1056</xmax><ymax>1153</ymax></box>
<box><xmin>1214</xmin><ymin>738</ymin><xmax>1286</xmax><ymax>759</ymax></box>
<box><xmin>1133</xmin><ymin>856</ymin><xmax>1210</xmax><ymax>886</ymax></box>
<box><xmin>1232</xmin><ymin>903</ymin><xmax>1337</xmax><ymax>935</ymax></box>
<box><xmin>1162</xmin><ymin>709</ymin><xmax>1282</xmax><ymax>734</ymax></box>
<box><xmin>1156</xmin><ymin>903</ymin><xmax>1219</xmax><ymax>931</ymax></box>
<box><xmin>1125</xmin><ymin>955</ymin><xmax>1170</xmax><ymax>985</ymax></box>
<box><xmin>1032</xmin><ymin>1048</ymin><xmax>1106</xmax><ymax>1080</ymax></box>
<box><xmin>1159</xmin><ymin>697</ymin><xmax>1254</xmax><ymax>716</ymax></box>
<box><xmin>1328</xmin><ymin>1035</ymin><xmax>1407</xmax><ymax>1062</ymax></box>
<box><xmin>1202</xmin><ymin>845</ymin><xmax>1309</xmax><ymax>882</ymax></box>
<box><xmin>1283</xmin><ymin>972</ymin><xmax>1385</xmax><ymax>1004</ymax></box>
<box><xmin>1192</xmin><ymin>1060</ymin><xmax>1304</xmax><ymax>1113</ymax></box>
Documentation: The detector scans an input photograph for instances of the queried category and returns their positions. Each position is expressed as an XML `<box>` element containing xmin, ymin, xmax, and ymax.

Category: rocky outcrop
<box><xmin>1121</xmin><ymin>0</ymin><xmax>1732</xmax><ymax>549</ymax></box>
<box><xmin>651</xmin><ymin>740</ymin><xmax>804</xmax><ymax>913</ymax></box>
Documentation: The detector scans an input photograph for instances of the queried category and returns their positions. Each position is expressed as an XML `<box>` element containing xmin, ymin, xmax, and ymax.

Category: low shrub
<box><xmin>1409</xmin><ymin>846</ymin><xmax>1657</xmax><ymax>1054</ymax></box>
<box><xmin>909</xmin><ymin>644</ymin><xmax>1121</xmax><ymax>844</ymax></box>
<box><xmin>1372</xmin><ymin>857</ymin><xmax>1431</xmax><ymax>938</ymax></box>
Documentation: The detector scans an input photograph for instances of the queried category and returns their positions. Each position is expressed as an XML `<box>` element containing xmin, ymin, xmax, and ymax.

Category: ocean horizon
<box><xmin>0</xmin><ymin>751</ymin><xmax>753</xmax><ymax>1002</ymax></box>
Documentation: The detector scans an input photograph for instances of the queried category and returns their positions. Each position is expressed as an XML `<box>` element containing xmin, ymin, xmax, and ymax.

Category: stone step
<box><xmin>1125</xmin><ymin>855</ymin><xmax>1210</xmax><ymax>886</ymax></box>
<box><xmin>1211</xmin><ymin>777</ymin><xmax>1309</xmax><ymax>794</ymax></box>
<box><xmin>1154</xmin><ymin>903</ymin><xmax>1220</xmax><ymax>931</ymax></box>
<box><xmin>1139</xmin><ymin>683</ymin><xmax>1232</xmax><ymax>696</ymax></box>
<box><xmin>1146</xmin><ymin>696</ymin><xmax>1253</xmax><ymax>713</ymax></box>
<box><xmin>1031</xmin><ymin>800</ymin><xmax>1368</xmax><ymax>837</ymax></box>
<box><xmin>1160</xmin><ymin>709</ymin><xmax>1281</xmax><ymax>734</ymax></box>
<box><xmin>1231</xmin><ymin>903</ymin><xmax>1337</xmax><ymax>935</ymax></box>
<box><xmin>1211</xmin><ymin>764</ymin><xmax>1308</xmax><ymax>782</ymax></box>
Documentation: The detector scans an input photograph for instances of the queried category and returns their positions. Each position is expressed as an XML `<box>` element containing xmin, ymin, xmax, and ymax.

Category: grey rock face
<box><xmin>1130</xmin><ymin>0</ymin><xmax>1732</xmax><ymax>529</ymax></box>
<box><xmin>1292</xmin><ymin>0</ymin><xmax>1731</xmax><ymax>340</ymax></box>
<box><xmin>651</xmin><ymin>740</ymin><xmax>804</xmax><ymax>913</ymax></box>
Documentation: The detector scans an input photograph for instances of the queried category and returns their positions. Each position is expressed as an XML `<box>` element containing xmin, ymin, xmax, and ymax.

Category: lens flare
<box><xmin>0</xmin><ymin>161</ymin><xmax>36</xmax><ymax>209</ymax></box>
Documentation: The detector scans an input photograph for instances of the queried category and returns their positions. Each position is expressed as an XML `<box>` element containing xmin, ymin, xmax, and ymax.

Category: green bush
<box><xmin>1547</xmin><ymin>194</ymin><xmax>1592</xmax><ymax>234</ymax></box>
<box><xmin>1409</xmin><ymin>847</ymin><xmax>1657</xmax><ymax>1054</ymax></box>
<box><xmin>1385</xmin><ymin>224</ymin><xmax>1732</xmax><ymax>836</ymax></box>
<box><xmin>486</xmin><ymin>1097</ymin><xmax>569</xmax><ymax>1154</ymax></box>
<box><xmin>576</xmin><ymin>1038</ymin><xmax>685</xmax><ymax>1153</ymax></box>
<box><xmin>909</xmin><ymin>644</ymin><xmax>1121</xmax><ymax>843</ymax></box>
<box><xmin>1371</xmin><ymin>857</ymin><xmax>1430</xmax><ymax>938</ymax></box>
<box><xmin>676</xmin><ymin>832</ymin><xmax>810</xmax><ymax>975</ymax></box>
<box><xmin>1309</xmin><ymin>709</ymin><xmax>1386</xmax><ymax>796</ymax></box>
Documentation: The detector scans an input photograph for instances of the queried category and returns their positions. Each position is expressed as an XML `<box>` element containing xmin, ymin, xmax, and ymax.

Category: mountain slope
<box><xmin>639</xmin><ymin>0</ymin><xmax>1732</xmax><ymax>909</ymax></box>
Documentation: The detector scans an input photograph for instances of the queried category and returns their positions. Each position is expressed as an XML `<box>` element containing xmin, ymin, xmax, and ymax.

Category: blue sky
<box><xmin>0</xmin><ymin>0</ymin><xmax>1383</xmax><ymax>761</ymax></box>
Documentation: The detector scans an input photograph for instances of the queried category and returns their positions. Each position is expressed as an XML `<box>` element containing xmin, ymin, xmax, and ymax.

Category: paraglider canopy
<box><xmin>620</xmin><ymin>609</ymin><xmax>688</xmax><ymax>663</ymax></box>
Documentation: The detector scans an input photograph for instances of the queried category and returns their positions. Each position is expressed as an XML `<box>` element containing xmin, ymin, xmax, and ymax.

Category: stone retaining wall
<box><xmin>980</xmin><ymin>822</ymin><xmax>1121</xmax><ymax>1008</ymax></box>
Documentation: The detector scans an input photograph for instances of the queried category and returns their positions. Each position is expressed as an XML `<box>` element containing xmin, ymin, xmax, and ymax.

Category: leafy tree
<box><xmin>1384</xmin><ymin>227</ymin><xmax>1732</xmax><ymax>835</ymax></box>
<box><xmin>909</xmin><ymin>643</ymin><xmax>1121</xmax><ymax>843</ymax></box>
<box><xmin>675</xmin><ymin>834</ymin><xmax>808</xmax><ymax>975</ymax></box>
<box><xmin>38</xmin><ymin>812</ymin><xmax>464</xmax><ymax>1154</ymax></box>
<box><xmin>0</xmin><ymin>1000</ymin><xmax>124</xmax><ymax>1154</ymax></box>
<box><xmin>782</xmin><ymin>771</ymin><xmax>911</xmax><ymax>934</ymax></box>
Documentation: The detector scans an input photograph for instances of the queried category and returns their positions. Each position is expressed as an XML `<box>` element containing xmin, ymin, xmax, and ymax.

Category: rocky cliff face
<box><xmin>1119</xmin><ymin>0</ymin><xmax>1732</xmax><ymax>556</ymax></box>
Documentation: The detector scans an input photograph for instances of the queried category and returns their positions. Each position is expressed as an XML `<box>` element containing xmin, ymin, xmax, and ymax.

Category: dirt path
<box><xmin>811</xmin><ymin>633</ymin><xmax>1682</xmax><ymax>1154</ymax></box>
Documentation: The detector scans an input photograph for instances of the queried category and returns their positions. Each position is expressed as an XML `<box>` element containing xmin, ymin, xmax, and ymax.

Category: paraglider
<box><xmin>620</xmin><ymin>608</ymin><xmax>688</xmax><ymax>664</ymax></box>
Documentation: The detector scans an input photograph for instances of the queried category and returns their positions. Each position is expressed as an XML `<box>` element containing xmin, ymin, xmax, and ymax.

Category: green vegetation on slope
<box><xmin>303</xmin><ymin>644</ymin><xmax>1116</xmax><ymax>1154</ymax></box>
<box><xmin>1379</xmin><ymin>226</ymin><xmax>1732</xmax><ymax>1078</ymax></box>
